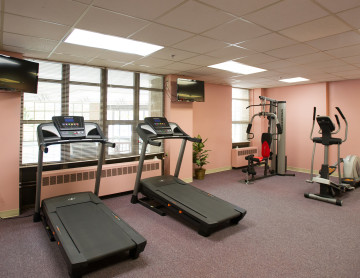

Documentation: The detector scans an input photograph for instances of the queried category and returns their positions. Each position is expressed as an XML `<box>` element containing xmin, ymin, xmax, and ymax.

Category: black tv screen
<box><xmin>0</xmin><ymin>54</ymin><xmax>39</xmax><ymax>94</ymax></box>
<box><xmin>176</xmin><ymin>78</ymin><xmax>204</xmax><ymax>102</ymax></box>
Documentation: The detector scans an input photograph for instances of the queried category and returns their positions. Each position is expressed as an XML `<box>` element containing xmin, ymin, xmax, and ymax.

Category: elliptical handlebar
<box><xmin>336</xmin><ymin>107</ymin><xmax>348</xmax><ymax>142</ymax></box>
<box><xmin>310</xmin><ymin>106</ymin><xmax>348</xmax><ymax>143</ymax></box>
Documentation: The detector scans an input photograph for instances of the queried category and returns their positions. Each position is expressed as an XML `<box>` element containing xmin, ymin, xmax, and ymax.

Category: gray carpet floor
<box><xmin>1</xmin><ymin>169</ymin><xmax>359</xmax><ymax>278</ymax></box>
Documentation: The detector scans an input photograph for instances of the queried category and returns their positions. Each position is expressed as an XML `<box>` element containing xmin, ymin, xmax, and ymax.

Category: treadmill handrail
<box><xmin>34</xmin><ymin>120</ymin><xmax>115</xmax><ymax>222</ymax></box>
<box><xmin>137</xmin><ymin>122</ymin><xmax>201</xmax><ymax>146</ymax></box>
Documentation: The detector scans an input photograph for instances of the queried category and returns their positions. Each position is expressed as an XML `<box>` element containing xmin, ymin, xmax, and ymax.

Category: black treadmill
<box><xmin>33</xmin><ymin>116</ymin><xmax>146</xmax><ymax>277</ymax></box>
<box><xmin>131</xmin><ymin>117</ymin><xmax>246</xmax><ymax>236</ymax></box>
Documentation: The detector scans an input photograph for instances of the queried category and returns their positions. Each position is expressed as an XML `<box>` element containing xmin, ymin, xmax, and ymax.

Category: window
<box><xmin>232</xmin><ymin>88</ymin><xmax>250</xmax><ymax>144</ymax></box>
<box><xmin>21</xmin><ymin>61</ymin><xmax>62</xmax><ymax>164</ymax></box>
<box><xmin>20</xmin><ymin>60</ymin><xmax>164</xmax><ymax>166</ymax></box>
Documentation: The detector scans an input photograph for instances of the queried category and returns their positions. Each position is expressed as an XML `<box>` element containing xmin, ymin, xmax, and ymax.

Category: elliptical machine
<box><xmin>305</xmin><ymin>107</ymin><xmax>356</xmax><ymax>206</ymax></box>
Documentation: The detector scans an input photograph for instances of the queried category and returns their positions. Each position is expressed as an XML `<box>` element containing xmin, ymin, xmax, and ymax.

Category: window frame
<box><xmin>232</xmin><ymin>88</ymin><xmax>250</xmax><ymax>148</ymax></box>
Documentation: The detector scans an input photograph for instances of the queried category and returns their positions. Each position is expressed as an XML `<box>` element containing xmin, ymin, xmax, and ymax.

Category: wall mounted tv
<box><xmin>176</xmin><ymin>78</ymin><xmax>205</xmax><ymax>102</ymax></box>
<box><xmin>0</xmin><ymin>54</ymin><xmax>39</xmax><ymax>94</ymax></box>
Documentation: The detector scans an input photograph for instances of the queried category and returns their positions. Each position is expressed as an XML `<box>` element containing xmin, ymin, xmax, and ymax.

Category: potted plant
<box><xmin>193</xmin><ymin>135</ymin><xmax>210</xmax><ymax>180</ymax></box>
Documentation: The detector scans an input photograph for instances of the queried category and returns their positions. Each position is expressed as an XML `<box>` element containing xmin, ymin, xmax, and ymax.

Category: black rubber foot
<box><xmin>130</xmin><ymin>195</ymin><xmax>138</xmax><ymax>204</ymax></box>
<box><xmin>33</xmin><ymin>212</ymin><xmax>41</xmax><ymax>222</ymax></box>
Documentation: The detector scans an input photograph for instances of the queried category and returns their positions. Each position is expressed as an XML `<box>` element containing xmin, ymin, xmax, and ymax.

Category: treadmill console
<box><xmin>52</xmin><ymin>116</ymin><xmax>86</xmax><ymax>139</ymax></box>
<box><xmin>144</xmin><ymin>117</ymin><xmax>173</xmax><ymax>135</ymax></box>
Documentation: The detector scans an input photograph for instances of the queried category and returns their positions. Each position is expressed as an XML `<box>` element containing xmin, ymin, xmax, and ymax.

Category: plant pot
<box><xmin>194</xmin><ymin>168</ymin><xmax>206</xmax><ymax>180</ymax></box>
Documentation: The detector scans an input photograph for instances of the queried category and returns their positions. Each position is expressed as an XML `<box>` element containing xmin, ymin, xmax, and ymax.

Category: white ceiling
<box><xmin>2</xmin><ymin>0</ymin><xmax>360</xmax><ymax>89</ymax></box>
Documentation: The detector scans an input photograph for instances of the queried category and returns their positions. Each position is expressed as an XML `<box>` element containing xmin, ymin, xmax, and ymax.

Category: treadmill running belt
<box><xmin>56</xmin><ymin>202</ymin><xmax>135</xmax><ymax>261</ymax></box>
<box><xmin>152</xmin><ymin>182</ymin><xmax>240</xmax><ymax>223</ymax></box>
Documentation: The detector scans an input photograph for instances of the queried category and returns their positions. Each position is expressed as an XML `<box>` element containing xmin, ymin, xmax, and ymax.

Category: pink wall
<box><xmin>0</xmin><ymin>52</ymin><xmax>23</xmax><ymax>217</ymax></box>
<box><xmin>328</xmin><ymin>80</ymin><xmax>360</xmax><ymax>163</ymax></box>
<box><xmin>0</xmin><ymin>93</ymin><xmax>21</xmax><ymax>216</ymax></box>
<box><xmin>164</xmin><ymin>75</ymin><xmax>194</xmax><ymax>180</ymax></box>
<box><xmin>193</xmin><ymin>83</ymin><xmax>232</xmax><ymax>171</ymax></box>
<box><xmin>264</xmin><ymin>83</ymin><xmax>327</xmax><ymax>171</ymax></box>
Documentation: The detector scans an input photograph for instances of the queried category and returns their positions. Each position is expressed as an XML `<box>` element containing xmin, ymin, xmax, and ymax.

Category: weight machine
<box><xmin>242</xmin><ymin>96</ymin><xmax>293</xmax><ymax>183</ymax></box>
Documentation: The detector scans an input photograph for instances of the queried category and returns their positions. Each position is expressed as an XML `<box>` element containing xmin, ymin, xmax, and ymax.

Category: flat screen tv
<box><xmin>0</xmin><ymin>54</ymin><xmax>39</xmax><ymax>94</ymax></box>
<box><xmin>176</xmin><ymin>78</ymin><xmax>204</xmax><ymax>102</ymax></box>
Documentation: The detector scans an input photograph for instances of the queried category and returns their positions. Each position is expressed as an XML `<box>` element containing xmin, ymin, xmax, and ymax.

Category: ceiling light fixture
<box><xmin>64</xmin><ymin>29</ymin><xmax>164</xmax><ymax>56</ymax></box>
<box><xmin>279</xmin><ymin>77</ymin><xmax>309</xmax><ymax>83</ymax></box>
<box><xmin>208</xmin><ymin>61</ymin><xmax>266</xmax><ymax>75</ymax></box>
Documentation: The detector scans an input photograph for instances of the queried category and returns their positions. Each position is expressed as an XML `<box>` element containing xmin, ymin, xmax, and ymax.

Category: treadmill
<box><xmin>131</xmin><ymin>117</ymin><xmax>246</xmax><ymax>236</ymax></box>
<box><xmin>33</xmin><ymin>116</ymin><xmax>146</xmax><ymax>277</ymax></box>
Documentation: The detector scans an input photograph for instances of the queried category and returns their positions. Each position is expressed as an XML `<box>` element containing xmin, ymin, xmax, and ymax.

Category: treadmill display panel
<box><xmin>144</xmin><ymin>117</ymin><xmax>173</xmax><ymax>135</ymax></box>
<box><xmin>52</xmin><ymin>116</ymin><xmax>86</xmax><ymax>139</ymax></box>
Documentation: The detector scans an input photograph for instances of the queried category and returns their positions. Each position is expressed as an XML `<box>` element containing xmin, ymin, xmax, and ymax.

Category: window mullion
<box><xmin>133</xmin><ymin>73</ymin><xmax>140</xmax><ymax>155</ymax></box>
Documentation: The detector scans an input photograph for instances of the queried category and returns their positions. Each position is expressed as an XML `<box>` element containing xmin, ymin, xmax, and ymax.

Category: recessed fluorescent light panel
<box><xmin>64</xmin><ymin>29</ymin><xmax>164</xmax><ymax>56</ymax></box>
<box><xmin>279</xmin><ymin>77</ymin><xmax>309</xmax><ymax>83</ymax></box>
<box><xmin>208</xmin><ymin>61</ymin><xmax>266</xmax><ymax>75</ymax></box>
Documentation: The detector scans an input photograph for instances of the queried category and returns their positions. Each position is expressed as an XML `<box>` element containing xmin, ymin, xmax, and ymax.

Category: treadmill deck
<box><xmin>140</xmin><ymin>175</ymin><xmax>246</xmax><ymax>232</ymax></box>
<box><xmin>42</xmin><ymin>192</ymin><xmax>146</xmax><ymax>274</ymax></box>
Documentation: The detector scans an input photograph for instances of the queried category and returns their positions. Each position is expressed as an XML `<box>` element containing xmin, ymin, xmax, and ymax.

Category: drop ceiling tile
<box><xmin>155</xmin><ymin>0</ymin><xmax>234</xmax><ymax>33</ymax></box>
<box><xmin>237</xmin><ymin>33</ymin><xmax>297</xmax><ymax>52</ymax></box>
<box><xmin>4</xmin><ymin>14</ymin><xmax>69</xmax><ymax>41</ymax></box>
<box><xmin>342</xmin><ymin>55</ymin><xmax>360</xmax><ymax>64</ymax></box>
<box><xmin>304</xmin><ymin>72</ymin><xmax>340</xmax><ymax>81</ymax></box>
<box><xmin>206</xmin><ymin>46</ymin><xmax>255</xmax><ymax>60</ymax></box>
<box><xmin>235</xmin><ymin>53</ymin><xmax>280</xmax><ymax>66</ymax></box>
<box><xmin>314</xmin><ymin>0</ymin><xmax>360</xmax><ymax>13</ymax></box>
<box><xmin>172</xmin><ymin>36</ymin><xmax>227</xmax><ymax>54</ymax></box>
<box><xmin>50</xmin><ymin>53</ymin><xmax>92</xmax><ymax>65</ymax></box>
<box><xmin>75</xmin><ymin>0</ymin><xmax>93</xmax><ymax>4</ymax></box>
<box><xmin>147</xmin><ymin>68</ymin><xmax>175</xmax><ymax>75</ymax></box>
<box><xmin>95</xmin><ymin>50</ymin><xmax>141</xmax><ymax>63</ymax></box>
<box><xmin>132</xmin><ymin>57</ymin><xmax>173</xmax><ymax>67</ymax></box>
<box><xmin>198</xmin><ymin>0</ymin><xmax>279</xmax><ymax>17</ymax></box>
<box><xmin>151</xmin><ymin>47</ymin><xmax>198</xmax><ymax>61</ymax></box>
<box><xmin>3</xmin><ymin>45</ymin><xmax>51</xmax><ymax>60</ymax></box>
<box><xmin>260</xmin><ymin>59</ymin><xmax>298</xmax><ymax>70</ymax></box>
<box><xmin>54</xmin><ymin>43</ymin><xmax>105</xmax><ymax>58</ymax></box>
<box><xmin>181</xmin><ymin>55</ymin><xmax>224</xmax><ymax>67</ymax></box>
<box><xmin>3</xmin><ymin>32</ymin><xmax>58</xmax><ymax>53</ymax></box>
<box><xmin>325</xmin><ymin>64</ymin><xmax>358</xmax><ymax>73</ymax></box>
<box><xmin>306</xmin><ymin>31</ymin><xmax>360</xmax><ymax>51</ymax></box>
<box><xmin>326</xmin><ymin>44</ymin><xmax>360</xmax><ymax>58</ymax></box>
<box><xmin>129</xmin><ymin>23</ymin><xmax>193</xmax><ymax>47</ymax></box>
<box><xmin>88</xmin><ymin>58</ymin><xmax>127</xmax><ymax>69</ymax></box>
<box><xmin>279</xmin><ymin>16</ymin><xmax>351</xmax><ymax>42</ymax></box>
<box><xmin>210</xmin><ymin>70</ymin><xmax>244</xmax><ymax>78</ymax></box>
<box><xmin>243</xmin><ymin>0</ymin><xmax>328</xmax><ymax>31</ymax></box>
<box><xmin>287</xmin><ymin>52</ymin><xmax>333</xmax><ymax>64</ymax></box>
<box><xmin>5</xmin><ymin>0</ymin><xmax>87</xmax><ymax>26</ymax></box>
<box><xmin>337</xmin><ymin>6</ymin><xmax>360</xmax><ymax>29</ymax></box>
<box><xmin>304</xmin><ymin>59</ymin><xmax>350</xmax><ymax>70</ymax></box>
<box><xmin>333</xmin><ymin>69</ymin><xmax>360</xmax><ymax>79</ymax></box>
<box><xmin>93</xmin><ymin>0</ymin><xmax>184</xmax><ymax>20</ymax></box>
<box><xmin>76</xmin><ymin>7</ymin><xmax>149</xmax><ymax>38</ymax></box>
<box><xmin>266</xmin><ymin>44</ymin><xmax>318</xmax><ymax>59</ymax></box>
<box><xmin>203</xmin><ymin>19</ymin><xmax>270</xmax><ymax>44</ymax></box>
<box><xmin>121</xmin><ymin>63</ymin><xmax>156</xmax><ymax>72</ymax></box>
<box><xmin>161</xmin><ymin>62</ymin><xmax>201</xmax><ymax>71</ymax></box>
<box><xmin>178</xmin><ymin>66</ymin><xmax>222</xmax><ymax>76</ymax></box>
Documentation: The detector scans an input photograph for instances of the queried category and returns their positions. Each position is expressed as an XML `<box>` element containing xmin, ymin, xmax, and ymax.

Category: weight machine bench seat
<box><xmin>42</xmin><ymin>192</ymin><xmax>146</xmax><ymax>276</ymax></box>
<box><xmin>140</xmin><ymin>175</ymin><xmax>246</xmax><ymax>236</ymax></box>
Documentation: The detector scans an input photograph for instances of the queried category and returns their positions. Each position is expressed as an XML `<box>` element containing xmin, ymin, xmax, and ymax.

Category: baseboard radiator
<box><xmin>40</xmin><ymin>160</ymin><xmax>161</xmax><ymax>201</ymax></box>
<box><xmin>231</xmin><ymin>147</ymin><xmax>258</xmax><ymax>168</ymax></box>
